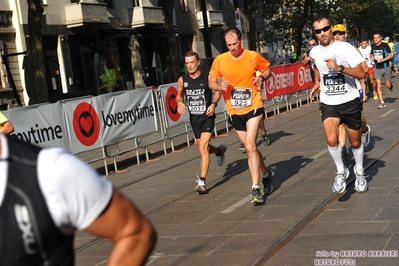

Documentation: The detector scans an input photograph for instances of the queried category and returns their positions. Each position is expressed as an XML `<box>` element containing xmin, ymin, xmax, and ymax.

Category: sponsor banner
<box><xmin>62</xmin><ymin>96</ymin><xmax>103</xmax><ymax>153</ymax></box>
<box><xmin>159</xmin><ymin>83</ymin><xmax>189</xmax><ymax>127</ymax></box>
<box><xmin>264</xmin><ymin>63</ymin><xmax>313</xmax><ymax>100</ymax></box>
<box><xmin>3</xmin><ymin>102</ymin><xmax>69</xmax><ymax>149</ymax></box>
<box><xmin>98</xmin><ymin>88</ymin><xmax>157</xmax><ymax>145</ymax></box>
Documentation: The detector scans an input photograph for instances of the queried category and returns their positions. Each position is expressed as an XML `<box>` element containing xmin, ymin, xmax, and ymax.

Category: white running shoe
<box><xmin>354</xmin><ymin>165</ymin><xmax>368</xmax><ymax>193</ymax></box>
<box><xmin>361</xmin><ymin>125</ymin><xmax>371</xmax><ymax>148</ymax></box>
<box><xmin>332</xmin><ymin>167</ymin><xmax>349</xmax><ymax>193</ymax></box>
<box><xmin>195</xmin><ymin>175</ymin><xmax>206</xmax><ymax>194</ymax></box>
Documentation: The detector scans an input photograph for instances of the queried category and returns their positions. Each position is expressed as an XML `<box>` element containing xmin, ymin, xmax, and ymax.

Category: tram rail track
<box><xmin>75</xmin><ymin>104</ymin><xmax>398</xmax><ymax>266</ymax></box>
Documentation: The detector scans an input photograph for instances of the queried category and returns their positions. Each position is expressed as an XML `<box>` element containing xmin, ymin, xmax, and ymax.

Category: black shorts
<box><xmin>191</xmin><ymin>116</ymin><xmax>215</xmax><ymax>139</ymax></box>
<box><xmin>228</xmin><ymin>108</ymin><xmax>265</xmax><ymax>131</ymax></box>
<box><xmin>319</xmin><ymin>98</ymin><xmax>363</xmax><ymax>130</ymax></box>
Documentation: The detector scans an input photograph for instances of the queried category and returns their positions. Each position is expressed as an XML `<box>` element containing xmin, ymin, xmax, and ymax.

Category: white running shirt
<box><xmin>358</xmin><ymin>45</ymin><xmax>373</xmax><ymax>68</ymax></box>
<box><xmin>0</xmin><ymin>134</ymin><xmax>113</xmax><ymax>234</ymax></box>
<box><xmin>310</xmin><ymin>41</ymin><xmax>364</xmax><ymax>105</ymax></box>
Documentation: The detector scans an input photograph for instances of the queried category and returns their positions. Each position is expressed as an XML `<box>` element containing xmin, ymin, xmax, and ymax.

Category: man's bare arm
<box><xmin>85</xmin><ymin>188</ymin><xmax>156</xmax><ymax>266</ymax></box>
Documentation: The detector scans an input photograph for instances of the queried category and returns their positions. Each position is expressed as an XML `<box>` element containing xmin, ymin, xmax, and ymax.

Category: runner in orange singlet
<box><xmin>209</xmin><ymin>27</ymin><xmax>275</xmax><ymax>205</ymax></box>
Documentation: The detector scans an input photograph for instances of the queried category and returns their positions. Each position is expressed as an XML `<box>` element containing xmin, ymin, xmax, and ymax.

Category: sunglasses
<box><xmin>333</xmin><ymin>31</ymin><xmax>345</xmax><ymax>36</ymax></box>
<box><xmin>309</xmin><ymin>43</ymin><xmax>317</xmax><ymax>46</ymax></box>
<box><xmin>314</xmin><ymin>25</ymin><xmax>331</xmax><ymax>34</ymax></box>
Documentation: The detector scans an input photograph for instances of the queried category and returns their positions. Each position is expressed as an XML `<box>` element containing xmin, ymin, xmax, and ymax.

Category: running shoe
<box><xmin>332</xmin><ymin>167</ymin><xmax>349</xmax><ymax>193</ymax></box>
<box><xmin>261</xmin><ymin>132</ymin><xmax>270</xmax><ymax>147</ymax></box>
<box><xmin>354</xmin><ymin>165</ymin><xmax>368</xmax><ymax>193</ymax></box>
<box><xmin>195</xmin><ymin>175</ymin><xmax>206</xmax><ymax>194</ymax></box>
<box><xmin>361</xmin><ymin>125</ymin><xmax>371</xmax><ymax>148</ymax></box>
<box><xmin>377</xmin><ymin>102</ymin><xmax>386</xmax><ymax>109</ymax></box>
<box><xmin>251</xmin><ymin>187</ymin><xmax>263</xmax><ymax>204</ymax></box>
<box><xmin>373</xmin><ymin>92</ymin><xmax>378</xmax><ymax>100</ymax></box>
<box><xmin>341</xmin><ymin>147</ymin><xmax>349</xmax><ymax>162</ymax></box>
<box><xmin>238</xmin><ymin>143</ymin><xmax>246</xmax><ymax>151</ymax></box>
<box><xmin>216</xmin><ymin>144</ymin><xmax>227</xmax><ymax>166</ymax></box>
<box><xmin>262</xmin><ymin>169</ymin><xmax>275</xmax><ymax>194</ymax></box>
<box><xmin>389</xmin><ymin>85</ymin><xmax>394</xmax><ymax>92</ymax></box>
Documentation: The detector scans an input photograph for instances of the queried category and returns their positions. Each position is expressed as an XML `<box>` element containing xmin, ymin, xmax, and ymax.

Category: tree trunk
<box><xmin>27</xmin><ymin>0</ymin><xmax>48</xmax><ymax>104</ymax></box>
<box><xmin>162</xmin><ymin>1</ymin><xmax>181</xmax><ymax>82</ymax></box>
<box><xmin>245</xmin><ymin>0</ymin><xmax>257</xmax><ymax>51</ymax></box>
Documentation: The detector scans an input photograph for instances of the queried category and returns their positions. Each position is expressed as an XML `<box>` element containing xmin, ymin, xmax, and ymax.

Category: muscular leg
<box><xmin>323</xmin><ymin>117</ymin><xmax>345</xmax><ymax>173</ymax></box>
<box><xmin>236</xmin><ymin>114</ymin><xmax>266</xmax><ymax>186</ymax></box>
<box><xmin>259</xmin><ymin>118</ymin><xmax>267</xmax><ymax>135</ymax></box>
<box><xmin>338</xmin><ymin>124</ymin><xmax>346</xmax><ymax>149</ymax></box>
<box><xmin>368</xmin><ymin>73</ymin><xmax>376</xmax><ymax>96</ymax></box>
<box><xmin>198</xmin><ymin>132</ymin><xmax>217</xmax><ymax>178</ymax></box>
<box><xmin>346</xmin><ymin>125</ymin><xmax>364</xmax><ymax>172</ymax></box>
<box><xmin>376</xmin><ymin>79</ymin><xmax>384</xmax><ymax>103</ymax></box>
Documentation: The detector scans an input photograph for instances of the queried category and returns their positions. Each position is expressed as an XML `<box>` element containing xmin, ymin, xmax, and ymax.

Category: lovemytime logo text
<box><xmin>101</xmin><ymin>104</ymin><xmax>155</xmax><ymax>127</ymax></box>
<box><xmin>11</xmin><ymin>124</ymin><xmax>63</xmax><ymax>144</ymax></box>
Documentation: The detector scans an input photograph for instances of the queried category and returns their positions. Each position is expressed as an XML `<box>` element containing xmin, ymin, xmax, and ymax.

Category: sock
<box><xmin>215</xmin><ymin>148</ymin><xmax>222</xmax><ymax>156</ymax></box>
<box><xmin>200</xmin><ymin>177</ymin><xmax>206</xmax><ymax>182</ymax></box>
<box><xmin>328</xmin><ymin>144</ymin><xmax>345</xmax><ymax>173</ymax></box>
<box><xmin>252</xmin><ymin>184</ymin><xmax>260</xmax><ymax>190</ymax></box>
<box><xmin>352</xmin><ymin>145</ymin><xmax>364</xmax><ymax>173</ymax></box>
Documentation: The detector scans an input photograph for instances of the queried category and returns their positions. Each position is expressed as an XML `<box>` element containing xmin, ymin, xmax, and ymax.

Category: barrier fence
<box><xmin>3</xmin><ymin>63</ymin><xmax>314</xmax><ymax>175</ymax></box>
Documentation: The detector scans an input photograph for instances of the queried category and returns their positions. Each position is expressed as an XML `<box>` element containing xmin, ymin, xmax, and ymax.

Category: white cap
<box><xmin>384</xmin><ymin>37</ymin><xmax>390</xmax><ymax>41</ymax></box>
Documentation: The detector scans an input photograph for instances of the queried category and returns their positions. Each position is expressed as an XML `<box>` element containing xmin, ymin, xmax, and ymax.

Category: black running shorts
<box><xmin>319</xmin><ymin>98</ymin><xmax>363</xmax><ymax>130</ymax></box>
<box><xmin>191</xmin><ymin>116</ymin><xmax>215</xmax><ymax>139</ymax></box>
<box><xmin>228</xmin><ymin>108</ymin><xmax>265</xmax><ymax>131</ymax></box>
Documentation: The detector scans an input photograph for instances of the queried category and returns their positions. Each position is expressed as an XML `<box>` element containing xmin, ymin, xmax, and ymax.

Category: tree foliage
<box><xmin>27</xmin><ymin>0</ymin><xmax>48</xmax><ymax>104</ymax></box>
<box><xmin>262</xmin><ymin>0</ymin><xmax>399</xmax><ymax>57</ymax></box>
<box><xmin>160</xmin><ymin>0</ymin><xmax>181</xmax><ymax>83</ymax></box>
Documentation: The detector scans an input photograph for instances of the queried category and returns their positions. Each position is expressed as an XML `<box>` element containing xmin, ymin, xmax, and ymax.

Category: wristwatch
<box><xmin>339</xmin><ymin>65</ymin><xmax>345</xmax><ymax>73</ymax></box>
<box><xmin>212</xmin><ymin>102</ymin><xmax>217</xmax><ymax>107</ymax></box>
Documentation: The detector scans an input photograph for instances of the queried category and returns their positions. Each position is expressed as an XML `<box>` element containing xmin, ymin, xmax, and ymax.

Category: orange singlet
<box><xmin>210</xmin><ymin>50</ymin><xmax>270</xmax><ymax>115</ymax></box>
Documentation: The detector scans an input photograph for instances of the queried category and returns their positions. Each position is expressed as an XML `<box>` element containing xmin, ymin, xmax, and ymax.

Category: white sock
<box><xmin>252</xmin><ymin>184</ymin><xmax>260</xmax><ymax>190</ymax></box>
<box><xmin>352</xmin><ymin>145</ymin><xmax>364</xmax><ymax>173</ymax></box>
<box><xmin>328</xmin><ymin>144</ymin><xmax>345</xmax><ymax>173</ymax></box>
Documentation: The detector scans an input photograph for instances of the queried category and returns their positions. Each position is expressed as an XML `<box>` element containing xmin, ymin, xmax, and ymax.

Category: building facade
<box><xmin>0</xmin><ymin>0</ymin><xmax>266</xmax><ymax>108</ymax></box>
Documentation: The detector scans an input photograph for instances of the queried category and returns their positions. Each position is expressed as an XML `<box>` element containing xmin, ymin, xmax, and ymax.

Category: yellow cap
<box><xmin>333</xmin><ymin>24</ymin><xmax>346</xmax><ymax>32</ymax></box>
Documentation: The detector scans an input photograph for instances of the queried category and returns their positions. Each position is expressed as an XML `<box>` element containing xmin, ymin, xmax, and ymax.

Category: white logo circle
<box><xmin>267</xmin><ymin>71</ymin><xmax>276</xmax><ymax>95</ymax></box>
<box><xmin>298</xmin><ymin>67</ymin><xmax>306</xmax><ymax>86</ymax></box>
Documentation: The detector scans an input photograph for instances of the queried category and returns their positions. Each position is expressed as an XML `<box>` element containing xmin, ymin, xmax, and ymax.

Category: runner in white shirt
<box><xmin>358</xmin><ymin>38</ymin><xmax>377</xmax><ymax>99</ymax></box>
<box><xmin>309</xmin><ymin>17</ymin><xmax>368</xmax><ymax>194</ymax></box>
<box><xmin>0</xmin><ymin>134</ymin><xmax>156</xmax><ymax>265</ymax></box>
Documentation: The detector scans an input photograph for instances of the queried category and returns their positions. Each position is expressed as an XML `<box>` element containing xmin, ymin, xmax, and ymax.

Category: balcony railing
<box><xmin>131</xmin><ymin>6</ymin><xmax>163</xmax><ymax>28</ymax></box>
<box><xmin>196</xmin><ymin>10</ymin><xmax>223</xmax><ymax>29</ymax></box>
<box><xmin>64</xmin><ymin>2</ymin><xmax>109</xmax><ymax>28</ymax></box>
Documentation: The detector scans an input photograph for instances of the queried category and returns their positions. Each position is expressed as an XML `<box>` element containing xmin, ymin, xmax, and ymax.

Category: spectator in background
<box><xmin>302</xmin><ymin>38</ymin><xmax>318</xmax><ymax>82</ymax></box>
<box><xmin>0</xmin><ymin>111</ymin><xmax>14</xmax><ymax>135</ymax></box>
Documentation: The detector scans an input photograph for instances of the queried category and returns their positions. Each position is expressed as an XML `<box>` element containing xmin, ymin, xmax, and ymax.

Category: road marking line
<box><xmin>221</xmin><ymin>194</ymin><xmax>253</xmax><ymax>213</ymax></box>
<box><xmin>381</xmin><ymin>109</ymin><xmax>395</xmax><ymax>117</ymax></box>
<box><xmin>301</xmin><ymin>148</ymin><xmax>328</xmax><ymax>167</ymax></box>
<box><xmin>222</xmin><ymin>149</ymin><xmax>328</xmax><ymax>214</ymax></box>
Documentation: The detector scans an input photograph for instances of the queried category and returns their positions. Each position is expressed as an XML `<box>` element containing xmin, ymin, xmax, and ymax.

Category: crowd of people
<box><xmin>0</xmin><ymin>17</ymin><xmax>396</xmax><ymax>265</ymax></box>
